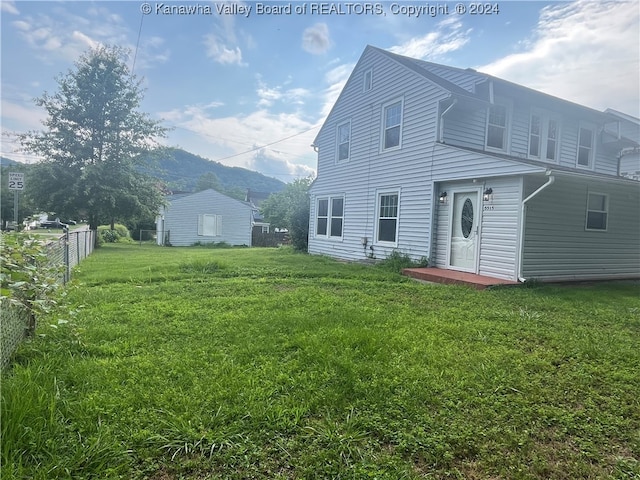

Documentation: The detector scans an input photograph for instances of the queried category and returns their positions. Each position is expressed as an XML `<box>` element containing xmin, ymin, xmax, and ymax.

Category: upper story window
<box><xmin>577</xmin><ymin>124</ymin><xmax>595</xmax><ymax>168</ymax></box>
<box><xmin>363</xmin><ymin>69</ymin><xmax>373</xmax><ymax>92</ymax></box>
<box><xmin>585</xmin><ymin>192</ymin><xmax>608</xmax><ymax>231</ymax></box>
<box><xmin>336</xmin><ymin>121</ymin><xmax>351</xmax><ymax>162</ymax></box>
<box><xmin>486</xmin><ymin>103</ymin><xmax>509</xmax><ymax>151</ymax></box>
<box><xmin>316</xmin><ymin>196</ymin><xmax>344</xmax><ymax>239</ymax></box>
<box><xmin>529</xmin><ymin>111</ymin><xmax>560</xmax><ymax>162</ymax></box>
<box><xmin>382</xmin><ymin>99</ymin><xmax>403</xmax><ymax>151</ymax></box>
<box><xmin>377</xmin><ymin>192</ymin><xmax>399</xmax><ymax>243</ymax></box>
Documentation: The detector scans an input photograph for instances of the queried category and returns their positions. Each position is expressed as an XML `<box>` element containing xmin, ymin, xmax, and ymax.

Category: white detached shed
<box><xmin>156</xmin><ymin>189</ymin><xmax>254</xmax><ymax>246</ymax></box>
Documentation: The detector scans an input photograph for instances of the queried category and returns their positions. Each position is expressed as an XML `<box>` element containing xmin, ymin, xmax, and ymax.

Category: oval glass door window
<box><xmin>461</xmin><ymin>198</ymin><xmax>473</xmax><ymax>238</ymax></box>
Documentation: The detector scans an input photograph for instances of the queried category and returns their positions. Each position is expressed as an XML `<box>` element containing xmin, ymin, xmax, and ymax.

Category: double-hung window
<box><xmin>585</xmin><ymin>192</ymin><xmax>608</xmax><ymax>231</ymax></box>
<box><xmin>577</xmin><ymin>124</ymin><xmax>595</xmax><ymax>168</ymax></box>
<box><xmin>377</xmin><ymin>192</ymin><xmax>399</xmax><ymax>243</ymax></box>
<box><xmin>529</xmin><ymin>111</ymin><xmax>560</xmax><ymax>162</ymax></box>
<box><xmin>382</xmin><ymin>99</ymin><xmax>403</xmax><ymax>151</ymax></box>
<box><xmin>316</xmin><ymin>196</ymin><xmax>344</xmax><ymax>238</ymax></box>
<box><xmin>336</xmin><ymin>121</ymin><xmax>351</xmax><ymax>162</ymax></box>
<box><xmin>363</xmin><ymin>69</ymin><xmax>373</xmax><ymax>92</ymax></box>
<box><xmin>486</xmin><ymin>103</ymin><xmax>508</xmax><ymax>151</ymax></box>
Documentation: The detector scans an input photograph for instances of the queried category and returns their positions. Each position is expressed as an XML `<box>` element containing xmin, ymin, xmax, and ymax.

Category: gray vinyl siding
<box><xmin>440</xmin><ymin>98</ymin><xmax>622</xmax><ymax>176</ymax></box>
<box><xmin>522</xmin><ymin>177</ymin><xmax>640</xmax><ymax>280</ymax></box>
<box><xmin>434</xmin><ymin>176</ymin><xmax>522</xmax><ymax>280</ymax></box>
<box><xmin>160</xmin><ymin>189</ymin><xmax>253</xmax><ymax>247</ymax></box>
<box><xmin>430</xmin><ymin>144</ymin><xmax>545</xmax><ymax>181</ymax></box>
<box><xmin>441</xmin><ymin>108</ymin><xmax>486</xmax><ymax>149</ymax></box>
<box><xmin>509</xmin><ymin>108</ymin><xmax>530</xmax><ymax>156</ymax></box>
<box><xmin>478</xmin><ymin>177</ymin><xmax>522</xmax><ymax>280</ymax></box>
<box><xmin>309</xmin><ymin>47</ymin><xmax>449</xmax><ymax>262</ymax></box>
<box><xmin>310</xmin><ymin>46</ymin><xmax>639</xmax><ymax>281</ymax></box>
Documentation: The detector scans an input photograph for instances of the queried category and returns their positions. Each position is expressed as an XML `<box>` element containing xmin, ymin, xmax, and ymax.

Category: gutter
<box><xmin>517</xmin><ymin>171</ymin><xmax>555</xmax><ymax>282</ymax></box>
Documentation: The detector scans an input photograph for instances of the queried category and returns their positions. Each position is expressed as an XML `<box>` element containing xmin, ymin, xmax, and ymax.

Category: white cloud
<box><xmin>1</xmin><ymin>1</ymin><xmax>19</xmax><ymax>15</ymax></box>
<box><xmin>203</xmin><ymin>4</ymin><xmax>248</xmax><ymax>66</ymax></box>
<box><xmin>302</xmin><ymin>23</ymin><xmax>332</xmax><ymax>55</ymax></box>
<box><xmin>255</xmin><ymin>76</ymin><xmax>310</xmax><ymax>108</ymax></box>
<box><xmin>1</xmin><ymin>99</ymin><xmax>46</xmax><ymax>130</ymax></box>
<box><xmin>10</xmin><ymin>7</ymin><xmax>169</xmax><ymax>70</ymax></box>
<box><xmin>479</xmin><ymin>0</ymin><xmax>639</xmax><ymax>116</ymax></box>
<box><xmin>319</xmin><ymin>62</ymin><xmax>355</xmax><ymax>118</ymax></box>
<box><xmin>158</xmin><ymin>105</ymin><xmax>319</xmax><ymax>180</ymax></box>
<box><xmin>203</xmin><ymin>37</ymin><xmax>245</xmax><ymax>66</ymax></box>
<box><xmin>389</xmin><ymin>18</ymin><xmax>472</xmax><ymax>60</ymax></box>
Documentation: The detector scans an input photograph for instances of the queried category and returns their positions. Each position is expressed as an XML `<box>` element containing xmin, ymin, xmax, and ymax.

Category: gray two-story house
<box><xmin>308</xmin><ymin>46</ymin><xmax>640</xmax><ymax>282</ymax></box>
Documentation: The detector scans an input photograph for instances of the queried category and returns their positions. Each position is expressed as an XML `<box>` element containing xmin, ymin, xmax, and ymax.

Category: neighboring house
<box><xmin>156</xmin><ymin>189</ymin><xmax>256</xmax><ymax>246</ymax></box>
<box><xmin>308</xmin><ymin>45</ymin><xmax>640</xmax><ymax>282</ymax></box>
<box><xmin>245</xmin><ymin>189</ymin><xmax>271</xmax><ymax>234</ymax></box>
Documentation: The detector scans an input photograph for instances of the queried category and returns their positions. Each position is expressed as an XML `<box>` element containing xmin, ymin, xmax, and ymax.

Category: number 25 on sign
<box><xmin>8</xmin><ymin>172</ymin><xmax>24</xmax><ymax>190</ymax></box>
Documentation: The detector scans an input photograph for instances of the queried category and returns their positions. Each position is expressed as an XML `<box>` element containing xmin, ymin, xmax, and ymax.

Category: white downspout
<box><xmin>517</xmin><ymin>172</ymin><xmax>555</xmax><ymax>282</ymax></box>
<box><xmin>439</xmin><ymin>98</ymin><xmax>457</xmax><ymax>143</ymax></box>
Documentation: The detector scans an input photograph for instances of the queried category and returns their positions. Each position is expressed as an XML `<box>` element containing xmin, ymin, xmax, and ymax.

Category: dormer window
<box><xmin>529</xmin><ymin>111</ymin><xmax>560</xmax><ymax>162</ymax></box>
<box><xmin>577</xmin><ymin>124</ymin><xmax>595</xmax><ymax>168</ymax></box>
<box><xmin>486</xmin><ymin>103</ymin><xmax>509</xmax><ymax>151</ymax></box>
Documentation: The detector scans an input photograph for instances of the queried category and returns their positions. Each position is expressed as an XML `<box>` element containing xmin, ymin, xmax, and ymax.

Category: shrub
<box><xmin>97</xmin><ymin>224</ymin><xmax>131</xmax><ymax>244</ymax></box>
<box><xmin>0</xmin><ymin>233</ymin><xmax>62</xmax><ymax>332</ymax></box>
<box><xmin>191</xmin><ymin>241</ymin><xmax>233</xmax><ymax>249</ymax></box>
<box><xmin>377</xmin><ymin>250</ymin><xmax>429</xmax><ymax>273</ymax></box>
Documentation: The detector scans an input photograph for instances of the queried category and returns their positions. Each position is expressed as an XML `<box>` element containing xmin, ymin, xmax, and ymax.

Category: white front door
<box><xmin>449</xmin><ymin>190</ymin><xmax>480</xmax><ymax>272</ymax></box>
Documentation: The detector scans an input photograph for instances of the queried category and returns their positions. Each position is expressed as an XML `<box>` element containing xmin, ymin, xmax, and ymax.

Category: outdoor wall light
<box><xmin>483</xmin><ymin>188</ymin><xmax>493</xmax><ymax>202</ymax></box>
<box><xmin>439</xmin><ymin>191</ymin><xmax>448</xmax><ymax>204</ymax></box>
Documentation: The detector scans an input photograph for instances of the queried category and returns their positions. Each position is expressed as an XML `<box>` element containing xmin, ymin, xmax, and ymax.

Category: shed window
<box><xmin>377</xmin><ymin>193</ymin><xmax>399</xmax><ymax>243</ymax></box>
<box><xmin>585</xmin><ymin>192</ymin><xmax>608</xmax><ymax>231</ymax></box>
<box><xmin>198</xmin><ymin>214</ymin><xmax>222</xmax><ymax>236</ymax></box>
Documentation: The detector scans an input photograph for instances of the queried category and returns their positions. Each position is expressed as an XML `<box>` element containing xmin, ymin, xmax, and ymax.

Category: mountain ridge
<box><xmin>2</xmin><ymin>148</ymin><xmax>286</xmax><ymax>195</ymax></box>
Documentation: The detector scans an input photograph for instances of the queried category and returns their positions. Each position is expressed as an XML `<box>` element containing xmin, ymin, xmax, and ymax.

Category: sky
<box><xmin>1</xmin><ymin>0</ymin><xmax>639</xmax><ymax>183</ymax></box>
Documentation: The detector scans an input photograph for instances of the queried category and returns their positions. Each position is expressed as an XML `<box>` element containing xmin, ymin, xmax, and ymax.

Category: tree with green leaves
<box><xmin>195</xmin><ymin>172</ymin><xmax>222</xmax><ymax>192</ymax></box>
<box><xmin>19</xmin><ymin>46</ymin><xmax>167</xmax><ymax>233</ymax></box>
<box><xmin>260</xmin><ymin>176</ymin><xmax>312</xmax><ymax>251</ymax></box>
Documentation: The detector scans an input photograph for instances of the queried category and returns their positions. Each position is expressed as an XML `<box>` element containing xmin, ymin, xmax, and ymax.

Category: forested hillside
<box><xmin>146</xmin><ymin>148</ymin><xmax>285</xmax><ymax>194</ymax></box>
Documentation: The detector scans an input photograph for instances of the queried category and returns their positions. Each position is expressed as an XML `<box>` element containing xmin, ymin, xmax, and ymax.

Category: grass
<box><xmin>2</xmin><ymin>244</ymin><xmax>639</xmax><ymax>479</ymax></box>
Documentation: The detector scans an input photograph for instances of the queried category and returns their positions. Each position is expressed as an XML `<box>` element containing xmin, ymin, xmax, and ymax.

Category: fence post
<box><xmin>64</xmin><ymin>228</ymin><xmax>70</xmax><ymax>284</ymax></box>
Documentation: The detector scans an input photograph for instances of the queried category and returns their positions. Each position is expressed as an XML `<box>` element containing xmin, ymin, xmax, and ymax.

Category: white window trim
<box><xmin>197</xmin><ymin>214</ymin><xmax>222</xmax><ymax>237</ymax></box>
<box><xmin>315</xmin><ymin>195</ymin><xmax>345</xmax><ymax>240</ymax></box>
<box><xmin>585</xmin><ymin>191</ymin><xmax>608</xmax><ymax>232</ymax></box>
<box><xmin>485</xmin><ymin>101</ymin><xmax>511</xmax><ymax>153</ymax></box>
<box><xmin>315</xmin><ymin>198</ymin><xmax>329</xmax><ymax>237</ymax></box>
<box><xmin>375</xmin><ymin>190</ymin><xmax>400</xmax><ymax>245</ymax></box>
<box><xmin>336</xmin><ymin>120</ymin><xmax>351</xmax><ymax>163</ymax></box>
<box><xmin>576</xmin><ymin>122</ymin><xmax>596</xmax><ymax>170</ymax></box>
<box><xmin>528</xmin><ymin>110</ymin><xmax>561</xmax><ymax>163</ymax></box>
<box><xmin>380</xmin><ymin>97</ymin><xmax>404</xmax><ymax>153</ymax></box>
<box><xmin>363</xmin><ymin>68</ymin><xmax>373</xmax><ymax>93</ymax></box>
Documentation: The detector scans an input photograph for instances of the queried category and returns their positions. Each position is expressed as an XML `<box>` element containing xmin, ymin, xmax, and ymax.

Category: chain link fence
<box><xmin>1</xmin><ymin>229</ymin><xmax>96</xmax><ymax>369</ymax></box>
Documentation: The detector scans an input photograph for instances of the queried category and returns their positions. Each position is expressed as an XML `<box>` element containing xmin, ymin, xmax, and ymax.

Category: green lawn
<box><xmin>2</xmin><ymin>244</ymin><xmax>639</xmax><ymax>479</ymax></box>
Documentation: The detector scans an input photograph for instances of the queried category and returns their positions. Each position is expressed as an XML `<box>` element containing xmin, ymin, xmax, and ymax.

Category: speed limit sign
<box><xmin>8</xmin><ymin>172</ymin><xmax>24</xmax><ymax>190</ymax></box>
